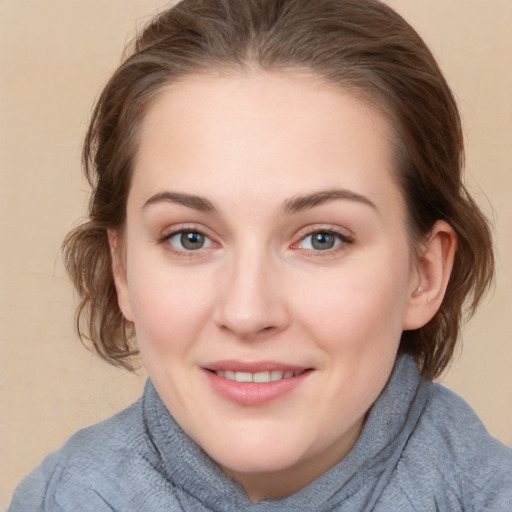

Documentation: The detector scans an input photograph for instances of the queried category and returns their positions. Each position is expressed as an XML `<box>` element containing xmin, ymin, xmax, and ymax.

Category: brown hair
<box><xmin>63</xmin><ymin>0</ymin><xmax>494</xmax><ymax>378</ymax></box>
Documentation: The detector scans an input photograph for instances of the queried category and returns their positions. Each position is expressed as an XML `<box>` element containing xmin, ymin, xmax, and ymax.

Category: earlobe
<box><xmin>402</xmin><ymin>220</ymin><xmax>457</xmax><ymax>331</ymax></box>
<box><xmin>108</xmin><ymin>229</ymin><xmax>134</xmax><ymax>322</ymax></box>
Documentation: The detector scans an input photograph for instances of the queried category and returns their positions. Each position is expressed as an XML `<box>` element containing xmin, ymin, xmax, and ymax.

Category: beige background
<box><xmin>1</xmin><ymin>0</ymin><xmax>511</xmax><ymax>507</ymax></box>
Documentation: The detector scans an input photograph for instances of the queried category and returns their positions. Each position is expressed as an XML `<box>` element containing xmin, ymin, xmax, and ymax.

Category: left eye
<box><xmin>167</xmin><ymin>230</ymin><xmax>214</xmax><ymax>251</ymax></box>
<box><xmin>297</xmin><ymin>231</ymin><xmax>347</xmax><ymax>251</ymax></box>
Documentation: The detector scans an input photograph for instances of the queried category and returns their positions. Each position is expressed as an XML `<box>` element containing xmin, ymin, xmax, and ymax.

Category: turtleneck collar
<box><xmin>141</xmin><ymin>354</ymin><xmax>430</xmax><ymax>511</ymax></box>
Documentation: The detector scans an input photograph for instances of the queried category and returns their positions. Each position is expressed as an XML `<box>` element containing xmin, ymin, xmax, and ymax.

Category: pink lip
<box><xmin>203</xmin><ymin>360</ymin><xmax>313</xmax><ymax>406</ymax></box>
<box><xmin>206</xmin><ymin>360</ymin><xmax>307</xmax><ymax>373</ymax></box>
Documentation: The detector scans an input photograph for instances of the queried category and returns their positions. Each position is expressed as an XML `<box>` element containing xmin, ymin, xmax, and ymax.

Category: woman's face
<box><xmin>114</xmin><ymin>71</ymin><xmax>423</xmax><ymax>500</ymax></box>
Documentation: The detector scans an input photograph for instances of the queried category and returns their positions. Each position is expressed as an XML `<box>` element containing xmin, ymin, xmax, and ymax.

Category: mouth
<box><xmin>211</xmin><ymin>369</ymin><xmax>307</xmax><ymax>383</ymax></box>
<box><xmin>203</xmin><ymin>362</ymin><xmax>313</xmax><ymax>405</ymax></box>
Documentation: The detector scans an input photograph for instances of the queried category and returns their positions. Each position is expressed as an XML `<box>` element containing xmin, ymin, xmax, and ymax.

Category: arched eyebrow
<box><xmin>282</xmin><ymin>188</ymin><xmax>378</xmax><ymax>215</ymax></box>
<box><xmin>143</xmin><ymin>192</ymin><xmax>217</xmax><ymax>212</ymax></box>
<box><xmin>142</xmin><ymin>188</ymin><xmax>377</xmax><ymax>215</ymax></box>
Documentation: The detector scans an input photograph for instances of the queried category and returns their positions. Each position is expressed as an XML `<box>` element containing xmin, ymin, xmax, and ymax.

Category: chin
<box><xmin>217</xmin><ymin>454</ymin><xmax>305</xmax><ymax>482</ymax></box>
<box><xmin>203</xmin><ymin>431</ymin><xmax>314</xmax><ymax>475</ymax></box>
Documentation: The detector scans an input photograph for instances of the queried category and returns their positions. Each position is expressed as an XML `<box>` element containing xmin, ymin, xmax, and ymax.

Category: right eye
<box><xmin>298</xmin><ymin>231</ymin><xmax>342</xmax><ymax>251</ymax></box>
<box><xmin>165</xmin><ymin>230</ymin><xmax>214</xmax><ymax>251</ymax></box>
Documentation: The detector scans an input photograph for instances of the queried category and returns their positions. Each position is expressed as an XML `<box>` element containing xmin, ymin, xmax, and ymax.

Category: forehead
<box><xmin>131</xmin><ymin>71</ymin><xmax>401</xmax><ymax>212</ymax></box>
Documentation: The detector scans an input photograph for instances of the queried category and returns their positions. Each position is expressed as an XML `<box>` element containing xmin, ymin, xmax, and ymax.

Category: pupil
<box><xmin>312</xmin><ymin>232</ymin><xmax>335</xmax><ymax>250</ymax></box>
<box><xmin>181</xmin><ymin>231</ymin><xmax>204</xmax><ymax>250</ymax></box>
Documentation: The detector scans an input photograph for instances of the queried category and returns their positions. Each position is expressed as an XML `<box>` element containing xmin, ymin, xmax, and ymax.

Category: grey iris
<box><xmin>181</xmin><ymin>231</ymin><xmax>205</xmax><ymax>250</ymax></box>
<box><xmin>312</xmin><ymin>232</ymin><xmax>336</xmax><ymax>250</ymax></box>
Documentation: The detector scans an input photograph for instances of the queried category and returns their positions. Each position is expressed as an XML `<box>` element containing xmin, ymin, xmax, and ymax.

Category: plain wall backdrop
<box><xmin>1</xmin><ymin>0</ymin><xmax>511</xmax><ymax>507</ymax></box>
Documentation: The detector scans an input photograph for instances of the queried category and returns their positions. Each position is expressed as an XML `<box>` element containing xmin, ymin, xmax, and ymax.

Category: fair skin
<box><xmin>110</xmin><ymin>71</ymin><xmax>455</xmax><ymax>502</ymax></box>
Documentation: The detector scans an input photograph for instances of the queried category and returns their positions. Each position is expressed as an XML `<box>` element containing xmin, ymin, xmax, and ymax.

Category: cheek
<box><xmin>295</xmin><ymin>254</ymin><xmax>410</xmax><ymax>352</ymax></box>
<box><xmin>127</xmin><ymin>262</ymin><xmax>215</xmax><ymax>354</ymax></box>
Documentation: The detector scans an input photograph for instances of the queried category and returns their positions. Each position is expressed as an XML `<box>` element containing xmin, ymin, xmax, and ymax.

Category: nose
<box><xmin>213</xmin><ymin>248</ymin><xmax>290</xmax><ymax>340</ymax></box>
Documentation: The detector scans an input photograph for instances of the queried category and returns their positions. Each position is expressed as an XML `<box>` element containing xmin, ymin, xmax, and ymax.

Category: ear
<box><xmin>402</xmin><ymin>220</ymin><xmax>457</xmax><ymax>330</ymax></box>
<box><xmin>108</xmin><ymin>229</ymin><xmax>134</xmax><ymax>322</ymax></box>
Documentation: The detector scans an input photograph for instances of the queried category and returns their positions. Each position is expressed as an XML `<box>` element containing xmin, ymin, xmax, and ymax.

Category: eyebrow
<box><xmin>143</xmin><ymin>191</ymin><xmax>218</xmax><ymax>213</ymax></box>
<box><xmin>282</xmin><ymin>188</ymin><xmax>377</xmax><ymax>215</ymax></box>
<box><xmin>142</xmin><ymin>188</ymin><xmax>377</xmax><ymax>215</ymax></box>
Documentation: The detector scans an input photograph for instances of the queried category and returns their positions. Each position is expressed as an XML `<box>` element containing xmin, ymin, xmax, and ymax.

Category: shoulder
<box><xmin>7</xmin><ymin>399</ymin><xmax>177</xmax><ymax>512</ymax></box>
<box><xmin>421</xmin><ymin>383</ymin><xmax>512</xmax><ymax>473</ymax></box>
<box><xmin>397</xmin><ymin>381</ymin><xmax>512</xmax><ymax>510</ymax></box>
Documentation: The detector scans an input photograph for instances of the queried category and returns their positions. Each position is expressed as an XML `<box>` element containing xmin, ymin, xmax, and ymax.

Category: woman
<box><xmin>8</xmin><ymin>0</ymin><xmax>512</xmax><ymax>510</ymax></box>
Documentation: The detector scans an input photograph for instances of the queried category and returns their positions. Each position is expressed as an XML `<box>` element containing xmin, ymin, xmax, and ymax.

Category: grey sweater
<box><xmin>7</xmin><ymin>355</ymin><xmax>512</xmax><ymax>511</ymax></box>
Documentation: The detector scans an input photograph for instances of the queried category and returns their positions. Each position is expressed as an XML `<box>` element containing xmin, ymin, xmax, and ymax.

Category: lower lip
<box><xmin>204</xmin><ymin>370</ymin><xmax>311</xmax><ymax>406</ymax></box>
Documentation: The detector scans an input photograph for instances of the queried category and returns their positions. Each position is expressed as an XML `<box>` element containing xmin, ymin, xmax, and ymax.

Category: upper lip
<box><xmin>204</xmin><ymin>360</ymin><xmax>310</xmax><ymax>373</ymax></box>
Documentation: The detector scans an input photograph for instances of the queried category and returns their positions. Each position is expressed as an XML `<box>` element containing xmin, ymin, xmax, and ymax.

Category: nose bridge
<box><xmin>214</xmin><ymin>241</ymin><xmax>288</xmax><ymax>339</ymax></box>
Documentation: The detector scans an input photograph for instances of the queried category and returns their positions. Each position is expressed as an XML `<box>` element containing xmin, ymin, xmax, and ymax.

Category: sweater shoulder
<box><xmin>396</xmin><ymin>382</ymin><xmax>512</xmax><ymax>510</ymax></box>
<box><xmin>422</xmin><ymin>383</ymin><xmax>512</xmax><ymax>467</ymax></box>
<box><xmin>7</xmin><ymin>400</ymin><xmax>172</xmax><ymax>511</ymax></box>
<box><xmin>59</xmin><ymin>398</ymin><xmax>146</xmax><ymax>463</ymax></box>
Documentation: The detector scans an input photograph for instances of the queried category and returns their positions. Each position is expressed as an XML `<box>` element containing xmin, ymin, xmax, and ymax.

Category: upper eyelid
<box><xmin>299</xmin><ymin>233</ymin><xmax>352</xmax><ymax>245</ymax></box>
<box><xmin>160</xmin><ymin>224</ymin><xmax>214</xmax><ymax>240</ymax></box>
<box><xmin>295</xmin><ymin>225</ymin><xmax>354</xmax><ymax>241</ymax></box>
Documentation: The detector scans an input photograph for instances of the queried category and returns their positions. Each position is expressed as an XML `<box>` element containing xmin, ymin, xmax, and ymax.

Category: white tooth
<box><xmin>253</xmin><ymin>371</ymin><xmax>271</xmax><ymax>383</ymax></box>
<box><xmin>235</xmin><ymin>371</ymin><xmax>253</xmax><ymax>383</ymax></box>
<box><xmin>225</xmin><ymin>370</ymin><xmax>236</xmax><ymax>381</ymax></box>
<box><xmin>216</xmin><ymin>370</ymin><xmax>225</xmax><ymax>378</ymax></box>
<box><xmin>270</xmin><ymin>370</ymin><xmax>284</xmax><ymax>381</ymax></box>
<box><xmin>283</xmin><ymin>371</ymin><xmax>293</xmax><ymax>379</ymax></box>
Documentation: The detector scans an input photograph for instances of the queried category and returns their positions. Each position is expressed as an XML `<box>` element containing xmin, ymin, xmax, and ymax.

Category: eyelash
<box><xmin>157</xmin><ymin>226</ymin><xmax>218</xmax><ymax>256</ymax></box>
<box><xmin>157</xmin><ymin>226</ymin><xmax>354</xmax><ymax>257</ymax></box>
<box><xmin>292</xmin><ymin>227</ymin><xmax>354</xmax><ymax>255</ymax></box>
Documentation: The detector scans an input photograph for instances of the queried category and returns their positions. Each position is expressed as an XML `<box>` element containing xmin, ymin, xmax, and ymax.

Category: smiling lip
<box><xmin>203</xmin><ymin>360</ymin><xmax>312</xmax><ymax>406</ymax></box>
